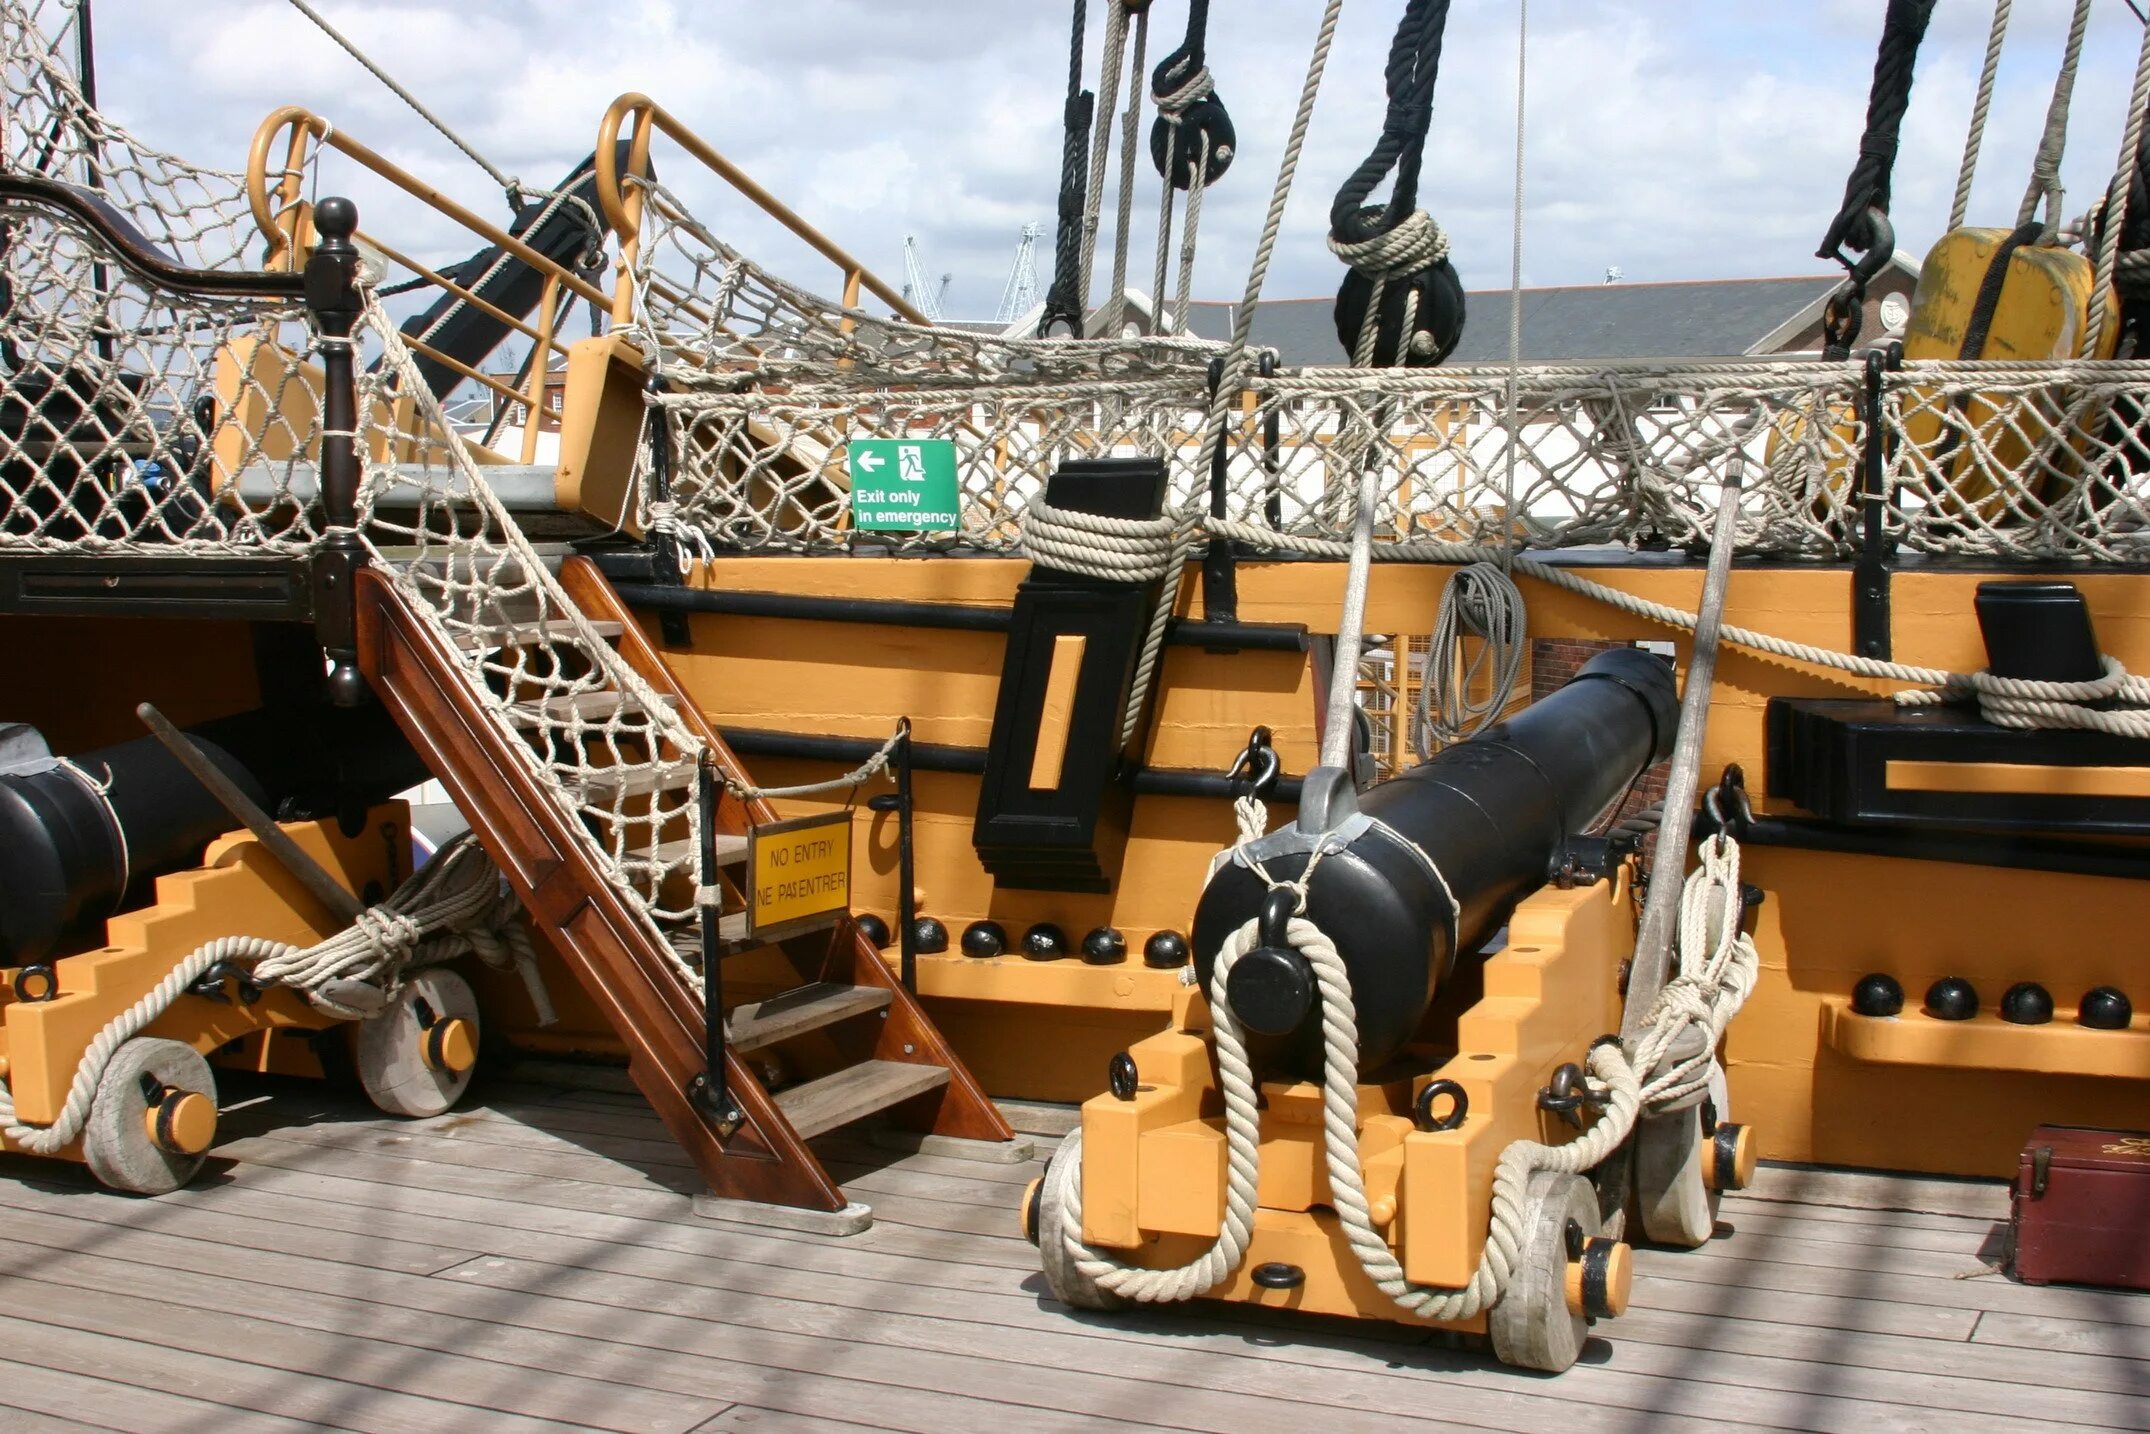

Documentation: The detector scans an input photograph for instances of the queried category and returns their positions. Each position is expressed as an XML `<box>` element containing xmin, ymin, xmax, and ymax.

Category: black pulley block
<box><xmin>1332</xmin><ymin>255</ymin><xmax>1465</xmax><ymax>368</ymax></box>
<box><xmin>1223</xmin><ymin>889</ymin><xmax>1313</xmax><ymax>1037</ymax></box>
<box><xmin>1149</xmin><ymin>98</ymin><xmax>1235</xmax><ymax>189</ymax></box>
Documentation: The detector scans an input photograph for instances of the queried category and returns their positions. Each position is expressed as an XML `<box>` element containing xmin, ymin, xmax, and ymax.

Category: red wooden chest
<box><xmin>2009</xmin><ymin>1125</ymin><xmax>2150</xmax><ymax>1289</ymax></box>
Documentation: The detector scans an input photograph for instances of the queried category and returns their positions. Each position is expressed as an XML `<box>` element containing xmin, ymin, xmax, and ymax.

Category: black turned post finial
<box><xmin>304</xmin><ymin>196</ymin><xmax>370</xmax><ymax>707</ymax></box>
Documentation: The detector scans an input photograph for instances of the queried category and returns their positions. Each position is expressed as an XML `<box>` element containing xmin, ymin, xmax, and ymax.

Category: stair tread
<box><xmin>453</xmin><ymin>618</ymin><xmax>624</xmax><ymax>651</ymax></box>
<box><xmin>663</xmin><ymin>907</ymin><xmax>841</xmax><ymax>965</ymax></box>
<box><xmin>728</xmin><ymin>982</ymin><xmax>891</xmax><ymax>1051</ymax></box>
<box><xmin>775</xmin><ymin>1059</ymin><xmax>950</xmax><ymax>1141</ymax></box>
<box><xmin>575</xmin><ymin>760</ymin><xmax>698</xmax><ymax>801</ymax></box>
<box><xmin>631</xmin><ymin>833</ymin><xmax>748</xmax><ymax>869</ymax></box>
<box><xmin>507</xmin><ymin>690</ymin><xmax>679</xmax><ymax>726</ymax></box>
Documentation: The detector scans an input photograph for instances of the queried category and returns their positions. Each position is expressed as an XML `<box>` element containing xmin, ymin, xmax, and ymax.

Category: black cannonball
<box><xmin>1923</xmin><ymin>976</ymin><xmax>1979</xmax><ymax>1021</ymax></box>
<box><xmin>1022</xmin><ymin>922</ymin><xmax>1069</xmax><ymax>961</ymax></box>
<box><xmin>1080</xmin><ymin>927</ymin><xmax>1127</xmax><ymax>965</ymax></box>
<box><xmin>2000</xmin><ymin>981</ymin><xmax>2054</xmax><ymax>1026</ymax></box>
<box><xmin>2078</xmin><ymin>985</ymin><xmax>2134</xmax><ymax>1031</ymax></box>
<box><xmin>912</xmin><ymin>916</ymin><xmax>949</xmax><ymax>955</ymax></box>
<box><xmin>854</xmin><ymin>913</ymin><xmax>891</xmax><ymax>950</ymax></box>
<box><xmin>960</xmin><ymin>920</ymin><xmax>1007</xmax><ymax>959</ymax></box>
<box><xmin>1143</xmin><ymin>930</ymin><xmax>1190</xmax><ymax>969</ymax></box>
<box><xmin>1851</xmin><ymin>972</ymin><xmax>1905</xmax><ymax>1018</ymax></box>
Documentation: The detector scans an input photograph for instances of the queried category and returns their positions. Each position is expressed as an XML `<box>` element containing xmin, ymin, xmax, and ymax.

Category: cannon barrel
<box><xmin>1192</xmin><ymin>648</ymin><xmax>1676</xmax><ymax>1080</ymax></box>
<box><xmin>0</xmin><ymin>704</ymin><xmax>429</xmax><ymax>963</ymax></box>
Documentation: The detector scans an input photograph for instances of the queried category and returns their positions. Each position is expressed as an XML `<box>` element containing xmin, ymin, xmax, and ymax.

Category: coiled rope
<box><xmin>0</xmin><ymin>833</ymin><xmax>540</xmax><ymax>1154</ymax></box>
<box><xmin>1413</xmin><ymin>562</ymin><xmax>1528</xmax><ymax>758</ymax></box>
<box><xmin>1021</xmin><ymin>498</ymin><xmax>1177</xmax><ymax>583</ymax></box>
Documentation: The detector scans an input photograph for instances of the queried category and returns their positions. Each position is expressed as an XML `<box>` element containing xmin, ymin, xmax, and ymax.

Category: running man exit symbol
<box><xmin>848</xmin><ymin>438</ymin><xmax>960</xmax><ymax>532</ymax></box>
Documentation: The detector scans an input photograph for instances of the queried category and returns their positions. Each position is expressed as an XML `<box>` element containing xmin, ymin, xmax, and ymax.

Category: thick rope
<box><xmin>721</xmin><ymin>724</ymin><xmax>905</xmax><ymax>802</ymax></box>
<box><xmin>1819</xmin><ymin>0</ymin><xmax>1937</xmax><ymax>264</ymax></box>
<box><xmin>1115</xmin><ymin>0</ymin><xmax>1346</xmax><ymax>749</ymax></box>
<box><xmin>2086</xmin><ymin>12</ymin><xmax>2150</xmax><ymax>357</ymax></box>
<box><xmin>1897</xmin><ymin>655</ymin><xmax>2150</xmax><ymax>738</ymax></box>
<box><xmin>1413</xmin><ymin>562</ymin><xmax>1527</xmax><ymax>757</ymax></box>
<box><xmin>1040</xmin><ymin>0</ymin><xmax>1093</xmax><ymax>336</ymax></box>
<box><xmin>1951</xmin><ymin>0</ymin><xmax>2012</xmax><ymax>231</ymax></box>
<box><xmin>1329</xmin><ymin>210</ymin><xmax>1450</xmax><ymax>367</ymax></box>
<box><xmin>1076</xmin><ymin>0</ymin><xmax>1131</xmax><ymax>317</ymax></box>
<box><xmin>1629</xmin><ymin>832</ymin><xmax>1761</xmax><ymax>1114</ymax></box>
<box><xmin>2018</xmin><ymin>0</ymin><xmax>2094</xmax><ymax>234</ymax></box>
<box><xmin>281</xmin><ymin>0</ymin><xmax>603</xmax><ymax>249</ymax></box>
<box><xmin>0</xmin><ymin>833</ymin><xmax>536</xmax><ymax>1153</ymax></box>
<box><xmin>1094</xmin><ymin>6</ymin><xmax>1152</xmax><ymax>339</ymax></box>
<box><xmin>1021</xmin><ymin>498</ymin><xmax>1176</xmax><ymax>582</ymax></box>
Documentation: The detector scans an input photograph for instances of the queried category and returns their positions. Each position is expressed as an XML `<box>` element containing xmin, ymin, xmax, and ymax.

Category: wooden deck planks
<box><xmin>1</xmin><ymin>1077</ymin><xmax>2145</xmax><ymax>1434</ymax></box>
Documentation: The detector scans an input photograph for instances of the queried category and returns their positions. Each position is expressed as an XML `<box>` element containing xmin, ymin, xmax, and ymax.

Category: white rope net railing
<box><xmin>636</xmin><ymin>330</ymin><xmax>2150</xmax><ymax>564</ymax></box>
<box><xmin>1</xmin><ymin>1</ymin><xmax>326</xmax><ymax>552</ymax></box>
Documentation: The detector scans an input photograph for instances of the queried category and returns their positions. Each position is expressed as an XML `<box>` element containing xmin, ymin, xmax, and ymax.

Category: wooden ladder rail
<box><xmin>558</xmin><ymin>556</ymin><xmax>1012</xmax><ymax>1144</ymax></box>
<box><xmin>352</xmin><ymin>566</ymin><xmax>851</xmax><ymax>1211</ymax></box>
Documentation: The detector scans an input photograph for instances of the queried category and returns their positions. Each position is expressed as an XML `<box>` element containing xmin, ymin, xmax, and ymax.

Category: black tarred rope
<box><xmin>1816</xmin><ymin>0</ymin><xmax>1937</xmax><ymax>267</ymax></box>
<box><xmin>1153</xmin><ymin>0</ymin><xmax>1210</xmax><ymax>94</ymax></box>
<box><xmin>1328</xmin><ymin>0</ymin><xmax>1450</xmax><ymax>248</ymax></box>
<box><xmin>1040</xmin><ymin>0</ymin><xmax>1096</xmax><ymax>337</ymax></box>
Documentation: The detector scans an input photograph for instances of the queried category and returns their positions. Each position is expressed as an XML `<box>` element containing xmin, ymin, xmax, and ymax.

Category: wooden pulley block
<box><xmin>1634</xmin><ymin>1057</ymin><xmax>1732</xmax><ymax>1248</ymax></box>
<box><xmin>1490</xmin><ymin>1169</ymin><xmax>1612</xmax><ymax>1373</ymax></box>
<box><xmin>1150</xmin><ymin>99</ymin><xmax>1235</xmax><ymax>189</ymax></box>
<box><xmin>84</xmin><ymin>1036</ymin><xmax>218</xmax><ymax>1195</ymax></box>
<box><xmin>357</xmin><ymin>967</ymin><xmax>482</xmax><ymax>1118</ymax></box>
<box><xmin>1332</xmin><ymin>247</ymin><xmax>1466</xmax><ymax>368</ymax></box>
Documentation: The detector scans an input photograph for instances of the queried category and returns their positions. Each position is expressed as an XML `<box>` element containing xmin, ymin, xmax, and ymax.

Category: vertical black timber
<box><xmin>1851</xmin><ymin>345</ymin><xmax>1896</xmax><ymax>660</ymax></box>
<box><xmin>973</xmin><ymin>458</ymin><xmax>1169</xmax><ymax>892</ymax></box>
<box><xmin>1199</xmin><ymin>357</ymin><xmax>1239</xmax><ymax>632</ymax></box>
<box><xmin>302</xmin><ymin>197</ymin><xmax>368</xmax><ymax>707</ymax></box>
<box><xmin>643</xmin><ymin>374</ymin><xmax>693</xmax><ymax>646</ymax></box>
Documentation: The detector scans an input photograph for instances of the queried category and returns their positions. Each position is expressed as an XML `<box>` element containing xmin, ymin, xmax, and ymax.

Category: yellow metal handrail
<box><xmin>246</xmin><ymin>106</ymin><xmax>610</xmax><ymax>463</ymax></box>
<box><xmin>594</xmin><ymin>93</ymin><xmax>925</xmax><ymax>329</ymax></box>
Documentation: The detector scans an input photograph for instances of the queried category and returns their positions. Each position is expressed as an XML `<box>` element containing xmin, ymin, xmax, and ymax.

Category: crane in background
<box><xmin>995</xmin><ymin>223</ymin><xmax>1040</xmax><ymax>326</ymax></box>
<box><xmin>901</xmin><ymin>235</ymin><xmax>950</xmax><ymax>323</ymax></box>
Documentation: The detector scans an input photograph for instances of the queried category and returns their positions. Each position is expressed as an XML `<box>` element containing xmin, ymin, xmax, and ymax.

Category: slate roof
<box><xmin>1175</xmin><ymin>264</ymin><xmax>1915</xmax><ymax>366</ymax></box>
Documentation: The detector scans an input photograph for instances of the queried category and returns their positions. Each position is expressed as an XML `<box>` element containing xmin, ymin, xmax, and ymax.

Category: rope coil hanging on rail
<box><xmin>1328</xmin><ymin>0</ymin><xmax>1464</xmax><ymax>368</ymax></box>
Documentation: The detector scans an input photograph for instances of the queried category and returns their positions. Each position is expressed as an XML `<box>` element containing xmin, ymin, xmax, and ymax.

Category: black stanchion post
<box><xmin>303</xmin><ymin>196</ymin><xmax>369</xmax><ymax>706</ymax></box>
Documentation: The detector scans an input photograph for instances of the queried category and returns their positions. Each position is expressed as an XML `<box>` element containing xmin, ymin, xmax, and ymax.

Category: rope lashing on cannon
<box><xmin>1328</xmin><ymin>0</ymin><xmax>1464</xmax><ymax>369</ymax></box>
<box><xmin>0</xmin><ymin>833</ymin><xmax>546</xmax><ymax>1155</ymax></box>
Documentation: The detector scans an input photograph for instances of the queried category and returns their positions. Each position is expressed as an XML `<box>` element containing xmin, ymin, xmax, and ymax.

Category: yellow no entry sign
<box><xmin>747</xmin><ymin>812</ymin><xmax>852</xmax><ymax>935</ymax></box>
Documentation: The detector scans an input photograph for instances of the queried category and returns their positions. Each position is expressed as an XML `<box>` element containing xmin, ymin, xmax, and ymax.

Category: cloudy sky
<box><xmin>83</xmin><ymin>0</ymin><xmax>2150</xmax><ymax>319</ymax></box>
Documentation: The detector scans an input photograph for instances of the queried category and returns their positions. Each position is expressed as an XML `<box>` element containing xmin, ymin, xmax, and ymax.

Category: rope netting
<box><xmin>1</xmin><ymin>2</ymin><xmax>326</xmax><ymax>552</ymax></box>
<box><xmin>351</xmin><ymin>291</ymin><xmax>716</xmax><ymax>989</ymax></box>
<box><xmin>635</xmin><ymin>337</ymin><xmax>2150</xmax><ymax>563</ymax></box>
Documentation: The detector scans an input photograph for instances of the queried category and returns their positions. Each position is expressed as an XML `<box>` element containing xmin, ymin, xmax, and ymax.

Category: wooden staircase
<box><xmin>353</xmin><ymin>554</ymin><xmax>1012</xmax><ymax>1219</ymax></box>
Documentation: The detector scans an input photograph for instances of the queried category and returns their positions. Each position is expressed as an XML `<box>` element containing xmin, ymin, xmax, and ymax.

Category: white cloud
<box><xmin>71</xmin><ymin>0</ymin><xmax>2150</xmax><ymax>334</ymax></box>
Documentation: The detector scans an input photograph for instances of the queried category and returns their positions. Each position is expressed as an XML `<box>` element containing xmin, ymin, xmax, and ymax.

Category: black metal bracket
<box><xmin>642</xmin><ymin>373</ymin><xmax>692</xmax><ymax>647</ymax></box>
<box><xmin>1199</xmin><ymin>356</ymin><xmax>1239</xmax><ymax>634</ymax></box>
<box><xmin>1851</xmin><ymin>344</ymin><xmax>1901</xmax><ymax>660</ymax></box>
<box><xmin>866</xmin><ymin>717</ymin><xmax>918</xmax><ymax>992</ymax></box>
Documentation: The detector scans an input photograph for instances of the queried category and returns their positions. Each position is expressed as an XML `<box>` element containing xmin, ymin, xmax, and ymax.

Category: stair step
<box><xmin>507</xmin><ymin>690</ymin><xmax>679</xmax><ymax>726</ymax></box>
<box><xmin>453</xmin><ymin>618</ymin><xmax>624</xmax><ymax>652</ymax></box>
<box><xmin>728</xmin><ymin>982</ymin><xmax>891</xmax><ymax>1051</ymax></box>
<box><xmin>576</xmin><ymin>760</ymin><xmax>697</xmax><ymax>802</ymax></box>
<box><xmin>662</xmin><ymin>907</ymin><xmax>841</xmax><ymax>966</ymax></box>
<box><xmin>636</xmin><ymin>834</ymin><xmax>748</xmax><ymax>869</ymax></box>
<box><xmin>776</xmin><ymin>1059</ymin><xmax>951</xmax><ymax>1141</ymax></box>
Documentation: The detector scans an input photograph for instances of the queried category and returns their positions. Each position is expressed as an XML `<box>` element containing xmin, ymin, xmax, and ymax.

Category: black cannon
<box><xmin>0</xmin><ymin>703</ymin><xmax>428</xmax><ymax>963</ymax></box>
<box><xmin>1192</xmin><ymin>648</ymin><xmax>1676</xmax><ymax>1080</ymax></box>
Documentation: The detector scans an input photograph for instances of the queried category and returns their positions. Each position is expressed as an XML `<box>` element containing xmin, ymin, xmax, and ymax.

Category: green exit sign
<box><xmin>848</xmin><ymin>439</ymin><xmax>960</xmax><ymax>532</ymax></box>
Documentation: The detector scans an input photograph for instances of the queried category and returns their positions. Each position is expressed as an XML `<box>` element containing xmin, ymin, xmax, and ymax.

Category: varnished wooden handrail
<box><xmin>0</xmin><ymin>174</ymin><xmax>305</xmax><ymax>300</ymax></box>
<box><xmin>245</xmin><ymin>105</ymin><xmax>610</xmax><ymax>311</ymax></box>
<box><xmin>594</xmin><ymin>92</ymin><xmax>925</xmax><ymax>326</ymax></box>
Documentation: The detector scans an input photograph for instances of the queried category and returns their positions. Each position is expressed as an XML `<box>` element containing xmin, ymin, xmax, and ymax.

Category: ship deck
<box><xmin>0</xmin><ymin>1069</ymin><xmax>2143</xmax><ymax>1434</ymax></box>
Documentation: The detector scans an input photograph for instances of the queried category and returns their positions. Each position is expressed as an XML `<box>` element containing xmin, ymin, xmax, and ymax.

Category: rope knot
<box><xmin>1154</xmin><ymin>62</ymin><xmax>1214</xmax><ymax>115</ymax></box>
<box><xmin>1326</xmin><ymin>207</ymin><xmax>1449</xmax><ymax>280</ymax></box>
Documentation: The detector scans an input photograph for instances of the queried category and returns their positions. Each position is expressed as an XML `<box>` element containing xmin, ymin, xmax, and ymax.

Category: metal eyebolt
<box><xmin>1415</xmin><ymin>1078</ymin><xmax>1469</xmax><ymax>1133</ymax></box>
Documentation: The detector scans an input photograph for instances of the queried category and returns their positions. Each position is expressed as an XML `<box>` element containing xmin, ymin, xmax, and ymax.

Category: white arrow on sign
<box><xmin>856</xmin><ymin>450</ymin><xmax>885</xmax><ymax>473</ymax></box>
